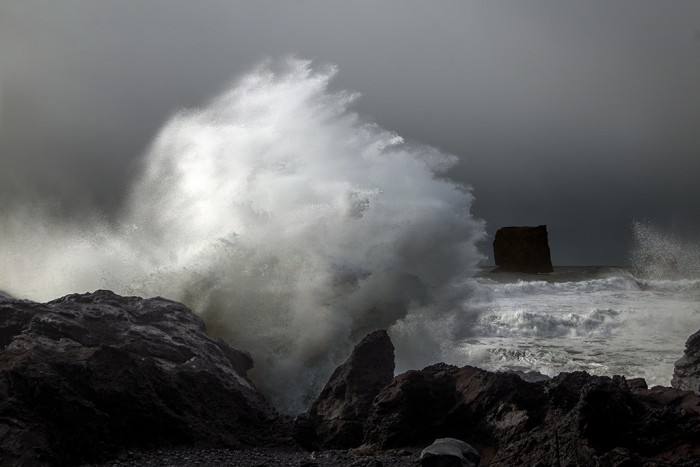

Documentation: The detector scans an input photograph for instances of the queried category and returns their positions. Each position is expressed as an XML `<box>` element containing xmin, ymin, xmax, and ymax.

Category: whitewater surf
<box><xmin>452</xmin><ymin>221</ymin><xmax>700</xmax><ymax>387</ymax></box>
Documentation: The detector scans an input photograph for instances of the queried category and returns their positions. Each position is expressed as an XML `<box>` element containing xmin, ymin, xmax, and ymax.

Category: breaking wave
<box><xmin>0</xmin><ymin>58</ymin><xmax>486</xmax><ymax>412</ymax></box>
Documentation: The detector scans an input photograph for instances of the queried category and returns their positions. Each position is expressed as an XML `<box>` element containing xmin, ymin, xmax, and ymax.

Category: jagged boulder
<box><xmin>0</xmin><ymin>290</ymin><xmax>276</xmax><ymax>466</ymax></box>
<box><xmin>362</xmin><ymin>365</ymin><xmax>700</xmax><ymax>465</ymax></box>
<box><xmin>363</xmin><ymin>364</ymin><xmax>545</xmax><ymax>450</ymax></box>
<box><xmin>492</xmin><ymin>225</ymin><xmax>553</xmax><ymax>273</ymax></box>
<box><xmin>672</xmin><ymin>328</ymin><xmax>700</xmax><ymax>394</ymax></box>
<box><xmin>295</xmin><ymin>330</ymin><xmax>395</xmax><ymax>449</ymax></box>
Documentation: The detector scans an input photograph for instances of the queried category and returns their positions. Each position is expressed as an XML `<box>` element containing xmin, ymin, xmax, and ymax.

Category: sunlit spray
<box><xmin>0</xmin><ymin>58</ymin><xmax>486</xmax><ymax>412</ymax></box>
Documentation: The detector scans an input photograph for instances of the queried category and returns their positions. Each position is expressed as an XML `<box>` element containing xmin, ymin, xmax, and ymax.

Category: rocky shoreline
<box><xmin>2</xmin><ymin>291</ymin><xmax>700</xmax><ymax>466</ymax></box>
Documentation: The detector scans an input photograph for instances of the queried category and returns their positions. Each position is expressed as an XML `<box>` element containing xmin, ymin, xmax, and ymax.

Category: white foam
<box><xmin>474</xmin><ymin>308</ymin><xmax>620</xmax><ymax>339</ymax></box>
<box><xmin>0</xmin><ymin>58</ymin><xmax>485</xmax><ymax>412</ymax></box>
<box><xmin>455</xmin><ymin>267</ymin><xmax>700</xmax><ymax>387</ymax></box>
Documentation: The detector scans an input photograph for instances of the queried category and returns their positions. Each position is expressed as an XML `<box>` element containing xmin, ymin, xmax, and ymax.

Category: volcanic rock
<box><xmin>420</xmin><ymin>438</ymin><xmax>480</xmax><ymax>467</ymax></box>
<box><xmin>363</xmin><ymin>364</ymin><xmax>544</xmax><ymax>450</ymax></box>
<box><xmin>296</xmin><ymin>330</ymin><xmax>395</xmax><ymax>449</ymax></box>
<box><xmin>492</xmin><ymin>225</ymin><xmax>553</xmax><ymax>273</ymax></box>
<box><xmin>672</xmin><ymin>328</ymin><xmax>700</xmax><ymax>394</ymax></box>
<box><xmin>362</xmin><ymin>365</ymin><xmax>700</xmax><ymax>465</ymax></box>
<box><xmin>0</xmin><ymin>290</ymin><xmax>276</xmax><ymax>466</ymax></box>
<box><xmin>503</xmin><ymin>369</ymin><xmax>550</xmax><ymax>383</ymax></box>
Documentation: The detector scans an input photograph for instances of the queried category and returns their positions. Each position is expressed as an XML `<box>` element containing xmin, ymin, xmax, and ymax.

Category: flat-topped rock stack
<box><xmin>492</xmin><ymin>225</ymin><xmax>554</xmax><ymax>274</ymax></box>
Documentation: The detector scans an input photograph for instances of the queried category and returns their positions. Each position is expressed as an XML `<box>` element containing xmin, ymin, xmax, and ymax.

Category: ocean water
<box><xmin>452</xmin><ymin>266</ymin><xmax>700</xmax><ymax>387</ymax></box>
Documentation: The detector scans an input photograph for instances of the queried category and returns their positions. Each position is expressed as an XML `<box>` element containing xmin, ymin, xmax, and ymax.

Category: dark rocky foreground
<box><xmin>1</xmin><ymin>291</ymin><xmax>700</xmax><ymax>466</ymax></box>
<box><xmin>0</xmin><ymin>291</ymin><xmax>276</xmax><ymax>466</ymax></box>
<box><xmin>81</xmin><ymin>446</ymin><xmax>420</xmax><ymax>467</ymax></box>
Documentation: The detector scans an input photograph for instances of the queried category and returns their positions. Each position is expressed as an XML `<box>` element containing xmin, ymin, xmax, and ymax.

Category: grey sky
<box><xmin>2</xmin><ymin>0</ymin><xmax>699</xmax><ymax>265</ymax></box>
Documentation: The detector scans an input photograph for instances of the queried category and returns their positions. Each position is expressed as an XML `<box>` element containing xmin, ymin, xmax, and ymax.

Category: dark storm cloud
<box><xmin>2</xmin><ymin>0</ymin><xmax>699</xmax><ymax>264</ymax></box>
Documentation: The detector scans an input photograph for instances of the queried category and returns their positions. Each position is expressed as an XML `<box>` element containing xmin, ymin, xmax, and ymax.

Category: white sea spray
<box><xmin>0</xmin><ymin>58</ymin><xmax>486</xmax><ymax>412</ymax></box>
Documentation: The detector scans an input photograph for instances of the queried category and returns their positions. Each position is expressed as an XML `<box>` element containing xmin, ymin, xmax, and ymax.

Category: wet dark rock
<box><xmin>363</xmin><ymin>365</ymin><xmax>700</xmax><ymax>465</ymax></box>
<box><xmin>0</xmin><ymin>290</ymin><xmax>276</xmax><ymax>466</ymax></box>
<box><xmin>6</xmin><ymin>293</ymin><xmax>700</xmax><ymax>466</ymax></box>
<box><xmin>79</xmin><ymin>446</ymin><xmax>417</xmax><ymax>467</ymax></box>
<box><xmin>296</xmin><ymin>330</ymin><xmax>395</xmax><ymax>449</ymax></box>
<box><xmin>492</xmin><ymin>225</ymin><xmax>553</xmax><ymax>274</ymax></box>
<box><xmin>502</xmin><ymin>369</ymin><xmax>551</xmax><ymax>383</ymax></box>
<box><xmin>420</xmin><ymin>438</ymin><xmax>480</xmax><ymax>467</ymax></box>
<box><xmin>672</xmin><ymin>328</ymin><xmax>700</xmax><ymax>394</ymax></box>
<box><xmin>626</xmin><ymin>377</ymin><xmax>648</xmax><ymax>390</ymax></box>
<box><xmin>363</xmin><ymin>364</ymin><xmax>545</xmax><ymax>450</ymax></box>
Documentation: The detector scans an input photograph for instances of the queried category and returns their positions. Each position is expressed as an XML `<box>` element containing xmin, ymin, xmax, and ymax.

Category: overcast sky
<box><xmin>2</xmin><ymin>0</ymin><xmax>699</xmax><ymax>265</ymax></box>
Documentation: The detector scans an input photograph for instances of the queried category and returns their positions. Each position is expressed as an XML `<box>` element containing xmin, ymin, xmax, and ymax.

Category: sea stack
<box><xmin>492</xmin><ymin>225</ymin><xmax>554</xmax><ymax>274</ymax></box>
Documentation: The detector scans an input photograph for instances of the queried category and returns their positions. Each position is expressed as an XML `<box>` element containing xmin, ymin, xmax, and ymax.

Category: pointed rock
<box><xmin>299</xmin><ymin>330</ymin><xmax>395</xmax><ymax>449</ymax></box>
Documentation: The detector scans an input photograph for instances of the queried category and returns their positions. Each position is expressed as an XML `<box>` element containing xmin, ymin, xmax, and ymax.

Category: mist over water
<box><xmin>0</xmin><ymin>58</ymin><xmax>486</xmax><ymax>412</ymax></box>
<box><xmin>630</xmin><ymin>219</ymin><xmax>700</xmax><ymax>281</ymax></box>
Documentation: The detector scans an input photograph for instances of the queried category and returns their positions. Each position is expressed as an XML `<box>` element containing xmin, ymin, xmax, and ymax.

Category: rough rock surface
<box><xmin>6</xmin><ymin>292</ymin><xmax>700</xmax><ymax>466</ymax></box>
<box><xmin>492</xmin><ymin>225</ymin><xmax>553</xmax><ymax>273</ymax></box>
<box><xmin>420</xmin><ymin>438</ymin><xmax>480</xmax><ymax>467</ymax></box>
<box><xmin>672</xmin><ymin>328</ymin><xmax>700</xmax><ymax>394</ymax></box>
<box><xmin>363</xmin><ymin>364</ymin><xmax>700</xmax><ymax>465</ymax></box>
<box><xmin>81</xmin><ymin>446</ymin><xmax>420</xmax><ymax>467</ymax></box>
<box><xmin>0</xmin><ymin>290</ymin><xmax>276</xmax><ymax>466</ymax></box>
<box><xmin>296</xmin><ymin>330</ymin><xmax>395</xmax><ymax>449</ymax></box>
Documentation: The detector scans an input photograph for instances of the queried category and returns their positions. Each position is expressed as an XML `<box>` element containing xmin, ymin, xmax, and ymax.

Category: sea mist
<box><xmin>0</xmin><ymin>58</ymin><xmax>486</xmax><ymax>412</ymax></box>
<box><xmin>630</xmin><ymin>219</ymin><xmax>700</xmax><ymax>281</ymax></box>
